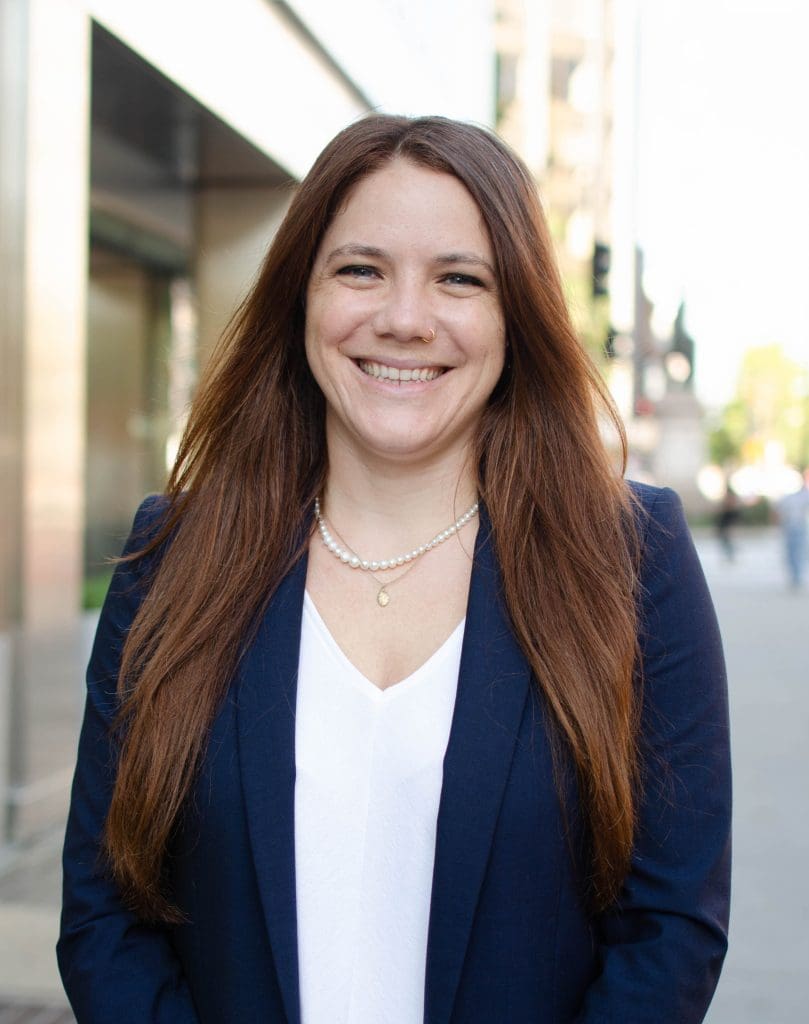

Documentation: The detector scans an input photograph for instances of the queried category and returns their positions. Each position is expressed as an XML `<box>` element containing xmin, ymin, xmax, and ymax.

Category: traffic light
<box><xmin>604</xmin><ymin>325</ymin><xmax>616</xmax><ymax>359</ymax></box>
<box><xmin>592</xmin><ymin>241</ymin><xmax>610</xmax><ymax>298</ymax></box>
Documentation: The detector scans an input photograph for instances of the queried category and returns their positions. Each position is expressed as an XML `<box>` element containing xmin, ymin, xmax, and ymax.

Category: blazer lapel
<box><xmin>237</xmin><ymin>551</ymin><xmax>308</xmax><ymax>1024</ymax></box>
<box><xmin>425</xmin><ymin>510</ymin><xmax>533</xmax><ymax>1024</ymax></box>
<box><xmin>234</xmin><ymin>514</ymin><xmax>532</xmax><ymax>1024</ymax></box>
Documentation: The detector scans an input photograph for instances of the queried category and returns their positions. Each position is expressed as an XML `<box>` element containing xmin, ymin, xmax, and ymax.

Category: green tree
<box><xmin>707</xmin><ymin>399</ymin><xmax>748</xmax><ymax>467</ymax></box>
<box><xmin>712</xmin><ymin>344</ymin><xmax>809</xmax><ymax>468</ymax></box>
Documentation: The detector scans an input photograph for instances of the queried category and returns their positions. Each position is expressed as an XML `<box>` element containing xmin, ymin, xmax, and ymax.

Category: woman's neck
<box><xmin>320</xmin><ymin>436</ymin><xmax>478</xmax><ymax>554</ymax></box>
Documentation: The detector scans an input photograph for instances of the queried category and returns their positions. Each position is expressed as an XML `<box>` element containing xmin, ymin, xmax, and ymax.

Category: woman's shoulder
<box><xmin>85</xmin><ymin>496</ymin><xmax>172</xmax><ymax>711</ymax></box>
<box><xmin>116</xmin><ymin>493</ymin><xmax>181</xmax><ymax>569</ymax></box>
<box><xmin>624</xmin><ymin>480</ymin><xmax>711</xmax><ymax>614</ymax></box>
<box><xmin>98</xmin><ymin>495</ymin><xmax>174</xmax><ymax>625</ymax></box>
<box><xmin>625</xmin><ymin>480</ymin><xmax>689</xmax><ymax>545</ymax></box>
<box><xmin>626</xmin><ymin>478</ymin><xmax>682</xmax><ymax>515</ymax></box>
<box><xmin>128</xmin><ymin>492</ymin><xmax>170</xmax><ymax>542</ymax></box>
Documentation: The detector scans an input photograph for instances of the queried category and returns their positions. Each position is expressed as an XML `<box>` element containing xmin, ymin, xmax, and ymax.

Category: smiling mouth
<box><xmin>357</xmin><ymin>360</ymin><xmax>446</xmax><ymax>382</ymax></box>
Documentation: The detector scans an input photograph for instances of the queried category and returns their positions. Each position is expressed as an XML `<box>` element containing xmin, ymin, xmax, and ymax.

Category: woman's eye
<box><xmin>336</xmin><ymin>264</ymin><xmax>379</xmax><ymax>280</ymax></box>
<box><xmin>442</xmin><ymin>272</ymin><xmax>484</xmax><ymax>288</ymax></box>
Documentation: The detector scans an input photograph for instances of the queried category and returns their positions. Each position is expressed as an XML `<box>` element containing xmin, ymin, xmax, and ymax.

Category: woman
<box><xmin>58</xmin><ymin>115</ymin><xmax>731</xmax><ymax>1023</ymax></box>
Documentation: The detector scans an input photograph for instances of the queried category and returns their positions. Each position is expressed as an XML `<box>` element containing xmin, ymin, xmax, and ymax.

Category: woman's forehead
<box><xmin>316</xmin><ymin>159</ymin><xmax>494</xmax><ymax>261</ymax></box>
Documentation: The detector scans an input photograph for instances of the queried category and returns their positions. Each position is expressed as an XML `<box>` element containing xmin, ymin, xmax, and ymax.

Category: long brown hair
<box><xmin>105</xmin><ymin>115</ymin><xmax>641</xmax><ymax>922</ymax></box>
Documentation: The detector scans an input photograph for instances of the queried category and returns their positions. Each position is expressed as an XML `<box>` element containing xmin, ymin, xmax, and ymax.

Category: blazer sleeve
<box><xmin>574</xmin><ymin>486</ymin><xmax>731</xmax><ymax>1024</ymax></box>
<box><xmin>57</xmin><ymin>497</ymin><xmax>201</xmax><ymax>1024</ymax></box>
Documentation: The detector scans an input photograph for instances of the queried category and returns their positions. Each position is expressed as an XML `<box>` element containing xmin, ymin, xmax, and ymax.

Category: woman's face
<box><xmin>305</xmin><ymin>158</ymin><xmax>506</xmax><ymax>467</ymax></box>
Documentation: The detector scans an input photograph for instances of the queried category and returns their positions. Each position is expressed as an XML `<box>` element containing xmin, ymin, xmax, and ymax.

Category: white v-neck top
<box><xmin>294</xmin><ymin>593</ymin><xmax>465</xmax><ymax>1024</ymax></box>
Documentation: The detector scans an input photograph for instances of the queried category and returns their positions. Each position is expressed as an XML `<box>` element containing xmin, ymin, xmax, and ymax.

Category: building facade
<box><xmin>496</xmin><ymin>0</ymin><xmax>616</xmax><ymax>358</ymax></box>
<box><xmin>495</xmin><ymin>0</ymin><xmax>707</xmax><ymax>498</ymax></box>
<box><xmin>0</xmin><ymin>0</ymin><xmax>496</xmax><ymax>844</ymax></box>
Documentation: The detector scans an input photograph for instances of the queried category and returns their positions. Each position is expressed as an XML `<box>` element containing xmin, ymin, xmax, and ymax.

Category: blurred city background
<box><xmin>1</xmin><ymin>0</ymin><xmax>807</xmax><ymax>1020</ymax></box>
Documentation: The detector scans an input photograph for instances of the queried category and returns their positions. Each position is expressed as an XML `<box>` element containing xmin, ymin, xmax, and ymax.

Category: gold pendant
<box><xmin>376</xmin><ymin>587</ymin><xmax>390</xmax><ymax>607</ymax></box>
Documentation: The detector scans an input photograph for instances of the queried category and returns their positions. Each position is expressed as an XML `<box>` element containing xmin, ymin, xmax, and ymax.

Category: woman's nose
<box><xmin>372</xmin><ymin>280</ymin><xmax>432</xmax><ymax>344</ymax></box>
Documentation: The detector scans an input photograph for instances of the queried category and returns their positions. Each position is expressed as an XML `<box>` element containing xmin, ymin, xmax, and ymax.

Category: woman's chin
<box><xmin>342</xmin><ymin>419</ymin><xmax>469</xmax><ymax>466</ymax></box>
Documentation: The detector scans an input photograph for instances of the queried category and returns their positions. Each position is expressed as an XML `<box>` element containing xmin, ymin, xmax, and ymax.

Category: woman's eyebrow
<box><xmin>324</xmin><ymin>243</ymin><xmax>388</xmax><ymax>262</ymax></box>
<box><xmin>322</xmin><ymin>244</ymin><xmax>495</xmax><ymax>277</ymax></box>
<box><xmin>434</xmin><ymin>252</ymin><xmax>495</xmax><ymax>275</ymax></box>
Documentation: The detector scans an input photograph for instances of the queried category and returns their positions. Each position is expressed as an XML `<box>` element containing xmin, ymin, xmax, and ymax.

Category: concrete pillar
<box><xmin>2</xmin><ymin>0</ymin><xmax>91</xmax><ymax>840</ymax></box>
<box><xmin>0</xmin><ymin>0</ymin><xmax>29</xmax><ymax>839</ymax></box>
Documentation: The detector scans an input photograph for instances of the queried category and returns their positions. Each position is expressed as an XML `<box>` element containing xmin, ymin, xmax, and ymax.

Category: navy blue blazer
<box><xmin>58</xmin><ymin>483</ymin><xmax>731</xmax><ymax>1023</ymax></box>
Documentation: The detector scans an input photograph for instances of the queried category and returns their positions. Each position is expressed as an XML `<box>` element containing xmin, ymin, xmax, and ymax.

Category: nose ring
<box><xmin>420</xmin><ymin>328</ymin><xmax>436</xmax><ymax>344</ymax></box>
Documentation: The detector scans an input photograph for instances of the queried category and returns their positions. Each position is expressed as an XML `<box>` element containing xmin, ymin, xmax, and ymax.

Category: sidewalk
<box><xmin>699</xmin><ymin>527</ymin><xmax>809</xmax><ymax>1024</ymax></box>
<box><xmin>1</xmin><ymin>526</ymin><xmax>806</xmax><ymax>1020</ymax></box>
<box><xmin>0</xmin><ymin>827</ymin><xmax>71</xmax><ymax>1018</ymax></box>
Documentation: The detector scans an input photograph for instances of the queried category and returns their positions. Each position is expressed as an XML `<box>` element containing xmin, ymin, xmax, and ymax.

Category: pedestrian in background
<box><xmin>716</xmin><ymin>486</ymin><xmax>741</xmax><ymax>561</ymax></box>
<box><xmin>777</xmin><ymin>470</ymin><xmax>809</xmax><ymax>588</ymax></box>
<box><xmin>57</xmin><ymin>115</ymin><xmax>731</xmax><ymax>1023</ymax></box>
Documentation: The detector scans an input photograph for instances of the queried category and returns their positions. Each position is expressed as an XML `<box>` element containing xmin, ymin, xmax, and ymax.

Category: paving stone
<box><xmin>0</xmin><ymin>1005</ymin><xmax>74</xmax><ymax>1024</ymax></box>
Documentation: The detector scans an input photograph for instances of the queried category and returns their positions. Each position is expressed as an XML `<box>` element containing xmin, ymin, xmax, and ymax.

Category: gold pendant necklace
<box><xmin>369</xmin><ymin>562</ymin><xmax>419</xmax><ymax>606</ymax></box>
<box><xmin>314</xmin><ymin>496</ymin><xmax>479</xmax><ymax>606</ymax></box>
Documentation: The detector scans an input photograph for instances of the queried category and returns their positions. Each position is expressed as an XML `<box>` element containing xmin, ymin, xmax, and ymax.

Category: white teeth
<box><xmin>358</xmin><ymin>360</ymin><xmax>443</xmax><ymax>382</ymax></box>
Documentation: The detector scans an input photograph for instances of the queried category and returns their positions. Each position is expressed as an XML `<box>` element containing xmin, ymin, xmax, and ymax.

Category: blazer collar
<box><xmin>425</xmin><ymin>507</ymin><xmax>532</xmax><ymax>1023</ymax></box>
<box><xmin>237</xmin><ymin>552</ymin><xmax>308</xmax><ymax>1024</ymax></box>
<box><xmin>237</xmin><ymin>507</ymin><xmax>532</xmax><ymax>1024</ymax></box>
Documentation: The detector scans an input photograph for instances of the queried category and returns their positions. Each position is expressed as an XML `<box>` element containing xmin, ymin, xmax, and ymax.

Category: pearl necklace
<box><xmin>314</xmin><ymin>497</ymin><xmax>479</xmax><ymax>606</ymax></box>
